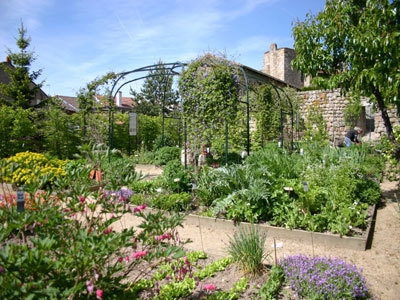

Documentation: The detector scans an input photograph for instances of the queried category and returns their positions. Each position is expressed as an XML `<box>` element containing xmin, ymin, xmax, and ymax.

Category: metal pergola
<box><xmin>106</xmin><ymin>60</ymin><xmax>296</xmax><ymax>164</ymax></box>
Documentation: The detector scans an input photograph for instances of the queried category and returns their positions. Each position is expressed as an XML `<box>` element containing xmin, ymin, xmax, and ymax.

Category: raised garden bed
<box><xmin>140</xmin><ymin>205</ymin><xmax>377</xmax><ymax>251</ymax></box>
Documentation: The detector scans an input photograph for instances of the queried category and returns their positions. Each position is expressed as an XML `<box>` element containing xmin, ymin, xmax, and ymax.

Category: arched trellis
<box><xmin>235</xmin><ymin>65</ymin><xmax>295</xmax><ymax>152</ymax></box>
<box><xmin>106</xmin><ymin>62</ymin><xmax>187</xmax><ymax>161</ymax></box>
<box><xmin>105</xmin><ymin>60</ymin><xmax>295</xmax><ymax>163</ymax></box>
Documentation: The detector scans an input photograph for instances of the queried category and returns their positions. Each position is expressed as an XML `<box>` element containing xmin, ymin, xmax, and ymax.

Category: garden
<box><xmin>2</xmin><ymin>1</ymin><xmax>400</xmax><ymax>296</ymax></box>
<box><xmin>0</xmin><ymin>53</ymin><xmax>395</xmax><ymax>299</ymax></box>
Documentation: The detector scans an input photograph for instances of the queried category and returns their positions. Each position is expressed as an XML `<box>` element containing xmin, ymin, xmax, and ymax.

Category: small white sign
<box><xmin>129</xmin><ymin>112</ymin><xmax>137</xmax><ymax>136</ymax></box>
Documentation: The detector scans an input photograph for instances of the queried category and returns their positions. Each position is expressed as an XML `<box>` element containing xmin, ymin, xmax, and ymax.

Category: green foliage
<box><xmin>150</xmin><ymin>192</ymin><xmax>192</xmax><ymax>212</ymax></box>
<box><xmin>155</xmin><ymin>146</ymin><xmax>181</xmax><ymax>165</ymax></box>
<box><xmin>0</xmin><ymin>106</ymin><xmax>37</xmax><ymax>158</ymax></box>
<box><xmin>197</xmin><ymin>143</ymin><xmax>384</xmax><ymax>235</ymax></box>
<box><xmin>131</xmin><ymin>59</ymin><xmax>179</xmax><ymax>117</ymax></box>
<box><xmin>302</xmin><ymin>104</ymin><xmax>329</xmax><ymax>146</ymax></box>
<box><xmin>205</xmin><ymin>277</ymin><xmax>248</xmax><ymax>300</ymax></box>
<box><xmin>226</xmin><ymin>224</ymin><xmax>269</xmax><ymax>276</ymax></box>
<box><xmin>0</xmin><ymin>190</ymin><xmax>189</xmax><ymax>299</ymax></box>
<box><xmin>0</xmin><ymin>23</ymin><xmax>42</xmax><ymax>109</ymax></box>
<box><xmin>163</xmin><ymin>159</ymin><xmax>192</xmax><ymax>193</ymax></box>
<box><xmin>179</xmin><ymin>54</ymin><xmax>240</xmax><ymax>146</ymax></box>
<box><xmin>154</xmin><ymin>133</ymin><xmax>177</xmax><ymax>150</ymax></box>
<box><xmin>131</xmin><ymin>178</ymin><xmax>164</xmax><ymax>194</ymax></box>
<box><xmin>41</xmin><ymin>98</ymin><xmax>81</xmax><ymax>159</ymax></box>
<box><xmin>292</xmin><ymin>0</ymin><xmax>400</xmax><ymax>144</ymax></box>
<box><xmin>101</xmin><ymin>156</ymin><xmax>140</xmax><ymax>189</ymax></box>
<box><xmin>256</xmin><ymin>265</ymin><xmax>284</xmax><ymax>300</ymax></box>
<box><xmin>344</xmin><ymin>96</ymin><xmax>363</xmax><ymax>127</ymax></box>
<box><xmin>139</xmin><ymin>115</ymin><xmax>161</xmax><ymax>151</ymax></box>
<box><xmin>197</xmin><ymin>163</ymin><xmax>273</xmax><ymax>222</ymax></box>
<box><xmin>77</xmin><ymin>72</ymin><xmax>117</xmax><ymax>142</ymax></box>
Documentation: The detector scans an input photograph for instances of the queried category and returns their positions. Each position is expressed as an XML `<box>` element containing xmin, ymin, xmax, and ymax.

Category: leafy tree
<box><xmin>0</xmin><ymin>23</ymin><xmax>42</xmax><ymax>109</ymax></box>
<box><xmin>130</xmin><ymin>60</ymin><xmax>179</xmax><ymax>116</ymax></box>
<box><xmin>292</xmin><ymin>0</ymin><xmax>400</xmax><ymax>149</ymax></box>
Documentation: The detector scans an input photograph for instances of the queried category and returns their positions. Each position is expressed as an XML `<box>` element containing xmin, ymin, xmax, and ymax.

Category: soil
<box><xmin>129</xmin><ymin>164</ymin><xmax>400</xmax><ymax>300</ymax></box>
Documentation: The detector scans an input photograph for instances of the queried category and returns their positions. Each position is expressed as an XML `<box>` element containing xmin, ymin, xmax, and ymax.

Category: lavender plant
<box><xmin>280</xmin><ymin>255</ymin><xmax>372</xmax><ymax>299</ymax></box>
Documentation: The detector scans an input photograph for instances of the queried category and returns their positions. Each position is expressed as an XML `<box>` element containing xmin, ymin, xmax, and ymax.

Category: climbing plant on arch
<box><xmin>179</xmin><ymin>55</ymin><xmax>241</xmax><ymax>147</ymax></box>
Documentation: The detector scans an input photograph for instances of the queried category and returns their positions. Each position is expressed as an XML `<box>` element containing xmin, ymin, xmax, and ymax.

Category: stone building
<box><xmin>260</xmin><ymin>43</ymin><xmax>398</xmax><ymax>144</ymax></box>
<box><xmin>262</xmin><ymin>43</ymin><xmax>308</xmax><ymax>89</ymax></box>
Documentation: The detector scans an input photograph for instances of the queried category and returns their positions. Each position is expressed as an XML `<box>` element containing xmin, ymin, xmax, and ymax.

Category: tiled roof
<box><xmin>56</xmin><ymin>95</ymin><xmax>80</xmax><ymax>112</ymax></box>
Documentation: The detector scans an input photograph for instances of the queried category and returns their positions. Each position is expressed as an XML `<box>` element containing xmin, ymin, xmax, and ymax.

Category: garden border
<box><xmin>140</xmin><ymin>205</ymin><xmax>376</xmax><ymax>251</ymax></box>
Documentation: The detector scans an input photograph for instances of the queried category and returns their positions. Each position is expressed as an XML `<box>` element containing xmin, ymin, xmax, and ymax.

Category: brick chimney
<box><xmin>6</xmin><ymin>56</ymin><xmax>11</xmax><ymax>63</ymax></box>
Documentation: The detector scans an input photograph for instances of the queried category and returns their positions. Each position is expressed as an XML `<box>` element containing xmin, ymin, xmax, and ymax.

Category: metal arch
<box><xmin>106</xmin><ymin>62</ymin><xmax>187</xmax><ymax>162</ymax></box>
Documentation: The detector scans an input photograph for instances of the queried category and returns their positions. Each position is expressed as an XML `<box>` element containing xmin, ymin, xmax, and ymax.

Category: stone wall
<box><xmin>297</xmin><ymin>89</ymin><xmax>400</xmax><ymax>144</ymax></box>
<box><xmin>297</xmin><ymin>89</ymin><xmax>348</xmax><ymax>145</ymax></box>
<box><xmin>374</xmin><ymin>109</ymin><xmax>400</xmax><ymax>139</ymax></box>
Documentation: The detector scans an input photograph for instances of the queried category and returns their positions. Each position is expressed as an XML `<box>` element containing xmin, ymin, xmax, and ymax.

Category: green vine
<box><xmin>179</xmin><ymin>55</ymin><xmax>240</xmax><ymax>144</ymax></box>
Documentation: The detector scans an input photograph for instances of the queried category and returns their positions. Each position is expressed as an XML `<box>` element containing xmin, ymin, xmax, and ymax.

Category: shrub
<box><xmin>1</xmin><ymin>151</ymin><xmax>67</xmax><ymax>187</ymax></box>
<box><xmin>226</xmin><ymin>224</ymin><xmax>269</xmax><ymax>276</ymax></box>
<box><xmin>154</xmin><ymin>133</ymin><xmax>176</xmax><ymax>150</ymax></box>
<box><xmin>155</xmin><ymin>146</ymin><xmax>180</xmax><ymax>165</ymax></box>
<box><xmin>163</xmin><ymin>159</ymin><xmax>192</xmax><ymax>193</ymax></box>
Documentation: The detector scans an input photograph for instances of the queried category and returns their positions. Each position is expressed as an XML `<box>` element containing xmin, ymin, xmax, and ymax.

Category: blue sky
<box><xmin>0</xmin><ymin>0</ymin><xmax>325</xmax><ymax>97</ymax></box>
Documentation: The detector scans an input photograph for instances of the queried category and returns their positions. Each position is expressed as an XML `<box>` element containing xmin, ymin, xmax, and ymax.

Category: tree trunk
<box><xmin>373</xmin><ymin>87</ymin><xmax>400</xmax><ymax>160</ymax></box>
<box><xmin>373</xmin><ymin>88</ymin><xmax>394</xmax><ymax>143</ymax></box>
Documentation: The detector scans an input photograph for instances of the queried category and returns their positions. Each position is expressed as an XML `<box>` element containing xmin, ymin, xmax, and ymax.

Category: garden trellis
<box><xmin>107</xmin><ymin>62</ymin><xmax>187</xmax><ymax>161</ymax></box>
<box><xmin>106</xmin><ymin>57</ymin><xmax>296</xmax><ymax>163</ymax></box>
<box><xmin>179</xmin><ymin>55</ymin><xmax>296</xmax><ymax>166</ymax></box>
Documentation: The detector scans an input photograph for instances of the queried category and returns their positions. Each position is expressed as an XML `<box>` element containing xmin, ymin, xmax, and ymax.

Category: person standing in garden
<box><xmin>344</xmin><ymin>127</ymin><xmax>362</xmax><ymax>147</ymax></box>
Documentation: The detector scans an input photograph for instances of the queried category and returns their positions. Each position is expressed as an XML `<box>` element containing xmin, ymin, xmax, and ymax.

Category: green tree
<box><xmin>292</xmin><ymin>0</ymin><xmax>400</xmax><ymax>147</ymax></box>
<box><xmin>0</xmin><ymin>23</ymin><xmax>42</xmax><ymax>108</ymax></box>
<box><xmin>130</xmin><ymin>60</ymin><xmax>179</xmax><ymax>116</ymax></box>
<box><xmin>0</xmin><ymin>106</ymin><xmax>37</xmax><ymax>157</ymax></box>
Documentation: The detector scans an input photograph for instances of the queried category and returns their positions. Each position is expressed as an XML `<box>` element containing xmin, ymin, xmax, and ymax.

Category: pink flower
<box><xmin>204</xmin><ymin>284</ymin><xmax>215</xmax><ymax>291</ymax></box>
<box><xmin>103</xmin><ymin>227</ymin><xmax>112</xmax><ymax>234</ymax></box>
<box><xmin>118</xmin><ymin>257</ymin><xmax>123</xmax><ymax>263</ymax></box>
<box><xmin>96</xmin><ymin>289</ymin><xmax>103</xmax><ymax>299</ymax></box>
<box><xmin>86</xmin><ymin>281</ymin><xmax>94</xmax><ymax>294</ymax></box>
<box><xmin>125</xmin><ymin>255</ymin><xmax>130</xmax><ymax>262</ymax></box>
<box><xmin>132</xmin><ymin>251</ymin><xmax>148</xmax><ymax>259</ymax></box>
<box><xmin>133</xmin><ymin>204</ymin><xmax>147</xmax><ymax>213</ymax></box>
<box><xmin>79</xmin><ymin>195</ymin><xmax>85</xmax><ymax>203</ymax></box>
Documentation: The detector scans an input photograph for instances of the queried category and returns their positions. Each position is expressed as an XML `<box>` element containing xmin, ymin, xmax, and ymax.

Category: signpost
<box><xmin>17</xmin><ymin>189</ymin><xmax>25</xmax><ymax>212</ymax></box>
<box><xmin>129</xmin><ymin>112</ymin><xmax>137</xmax><ymax>136</ymax></box>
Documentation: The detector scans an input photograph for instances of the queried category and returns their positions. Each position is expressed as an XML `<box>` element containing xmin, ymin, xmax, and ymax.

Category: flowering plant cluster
<box><xmin>179</xmin><ymin>54</ymin><xmax>241</xmax><ymax>145</ymax></box>
<box><xmin>0</xmin><ymin>191</ymin><xmax>59</xmax><ymax>210</ymax></box>
<box><xmin>1</xmin><ymin>151</ymin><xmax>67</xmax><ymax>187</ymax></box>
<box><xmin>280</xmin><ymin>255</ymin><xmax>372</xmax><ymax>299</ymax></box>
<box><xmin>0</xmin><ymin>174</ymin><xmax>189</xmax><ymax>300</ymax></box>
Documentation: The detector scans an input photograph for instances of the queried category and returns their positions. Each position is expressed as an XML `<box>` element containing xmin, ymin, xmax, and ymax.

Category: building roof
<box><xmin>55</xmin><ymin>95</ymin><xmax>80</xmax><ymax>113</ymax></box>
<box><xmin>56</xmin><ymin>94</ymin><xmax>136</xmax><ymax>113</ymax></box>
<box><xmin>0</xmin><ymin>60</ymin><xmax>48</xmax><ymax>105</ymax></box>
